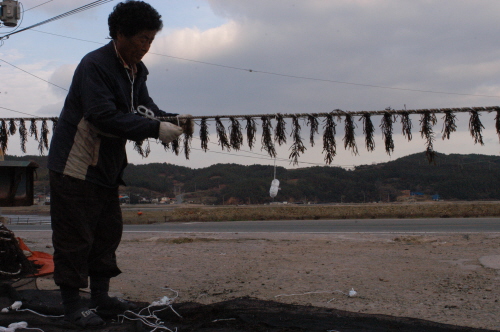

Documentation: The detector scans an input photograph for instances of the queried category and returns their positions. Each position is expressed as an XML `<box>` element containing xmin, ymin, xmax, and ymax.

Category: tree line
<box><xmin>5</xmin><ymin>152</ymin><xmax>500</xmax><ymax>204</ymax></box>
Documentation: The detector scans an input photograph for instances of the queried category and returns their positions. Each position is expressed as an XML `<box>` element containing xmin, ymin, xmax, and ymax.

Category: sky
<box><xmin>1</xmin><ymin>0</ymin><xmax>500</xmax><ymax>170</ymax></box>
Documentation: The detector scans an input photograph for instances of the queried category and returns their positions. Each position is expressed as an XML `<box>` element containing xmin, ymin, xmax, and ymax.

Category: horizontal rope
<box><xmin>1</xmin><ymin>106</ymin><xmax>499</xmax><ymax>122</ymax></box>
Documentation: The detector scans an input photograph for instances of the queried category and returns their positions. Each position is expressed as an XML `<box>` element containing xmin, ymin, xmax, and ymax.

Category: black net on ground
<box><xmin>0</xmin><ymin>224</ymin><xmax>39</xmax><ymax>280</ymax></box>
<box><xmin>0</xmin><ymin>283</ymin><xmax>498</xmax><ymax>332</ymax></box>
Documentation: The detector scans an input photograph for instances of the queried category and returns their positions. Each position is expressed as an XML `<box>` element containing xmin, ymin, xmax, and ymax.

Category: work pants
<box><xmin>50</xmin><ymin>171</ymin><xmax>122</xmax><ymax>289</ymax></box>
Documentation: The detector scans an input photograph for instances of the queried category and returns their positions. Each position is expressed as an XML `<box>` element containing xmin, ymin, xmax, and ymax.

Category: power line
<box><xmin>0</xmin><ymin>106</ymin><xmax>37</xmax><ymax>117</ymax></box>
<box><xmin>0</xmin><ymin>58</ymin><xmax>68</xmax><ymax>91</ymax></box>
<box><xmin>189</xmin><ymin>136</ymin><xmax>354</xmax><ymax>168</ymax></box>
<box><xmin>14</xmin><ymin>30</ymin><xmax>500</xmax><ymax>99</ymax></box>
<box><xmin>0</xmin><ymin>0</ymin><xmax>115</xmax><ymax>39</ymax></box>
<box><xmin>22</xmin><ymin>0</ymin><xmax>54</xmax><ymax>13</ymax></box>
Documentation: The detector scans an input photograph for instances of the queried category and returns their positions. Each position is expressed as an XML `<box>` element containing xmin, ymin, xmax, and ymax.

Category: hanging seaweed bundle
<box><xmin>400</xmin><ymin>111</ymin><xmax>412</xmax><ymax>141</ymax></box>
<box><xmin>229</xmin><ymin>117</ymin><xmax>243</xmax><ymax>151</ymax></box>
<box><xmin>469</xmin><ymin>110</ymin><xmax>484</xmax><ymax>145</ymax></box>
<box><xmin>0</xmin><ymin>120</ymin><xmax>7</xmax><ymax>154</ymax></box>
<box><xmin>215</xmin><ymin>117</ymin><xmax>231</xmax><ymax>151</ymax></box>
<box><xmin>178</xmin><ymin>116</ymin><xmax>195</xmax><ymax>159</ymax></box>
<box><xmin>380</xmin><ymin>111</ymin><xmax>395</xmax><ymax>155</ymax></box>
<box><xmin>307</xmin><ymin>114</ymin><xmax>319</xmax><ymax>147</ymax></box>
<box><xmin>496</xmin><ymin>110</ymin><xmax>500</xmax><ymax>142</ymax></box>
<box><xmin>361</xmin><ymin>113</ymin><xmax>375</xmax><ymax>152</ymax></box>
<box><xmin>29</xmin><ymin>119</ymin><xmax>38</xmax><ymax>141</ymax></box>
<box><xmin>442</xmin><ymin>110</ymin><xmax>457</xmax><ymax>140</ymax></box>
<box><xmin>420</xmin><ymin>111</ymin><xmax>437</xmax><ymax>163</ymax></box>
<box><xmin>322</xmin><ymin>113</ymin><xmax>337</xmax><ymax>164</ymax></box>
<box><xmin>183</xmin><ymin>128</ymin><xmax>194</xmax><ymax>160</ymax></box>
<box><xmin>261</xmin><ymin>116</ymin><xmax>276</xmax><ymax>158</ymax></box>
<box><xmin>289</xmin><ymin>115</ymin><xmax>306</xmax><ymax>165</ymax></box>
<box><xmin>343</xmin><ymin>113</ymin><xmax>358</xmax><ymax>155</ymax></box>
<box><xmin>19</xmin><ymin>119</ymin><xmax>27</xmax><ymax>153</ymax></box>
<box><xmin>274</xmin><ymin>113</ymin><xmax>287</xmax><ymax>146</ymax></box>
<box><xmin>8</xmin><ymin>119</ymin><xmax>16</xmax><ymax>136</ymax></box>
<box><xmin>171</xmin><ymin>138</ymin><xmax>180</xmax><ymax>155</ymax></box>
<box><xmin>245</xmin><ymin>116</ymin><xmax>257</xmax><ymax>150</ymax></box>
<box><xmin>51</xmin><ymin>118</ymin><xmax>58</xmax><ymax>132</ymax></box>
<box><xmin>38</xmin><ymin>119</ymin><xmax>49</xmax><ymax>155</ymax></box>
<box><xmin>199</xmin><ymin>118</ymin><xmax>209</xmax><ymax>152</ymax></box>
<box><xmin>133</xmin><ymin>140</ymin><xmax>150</xmax><ymax>158</ymax></box>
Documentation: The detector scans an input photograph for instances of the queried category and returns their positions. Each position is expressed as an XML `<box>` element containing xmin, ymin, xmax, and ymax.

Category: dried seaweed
<box><xmin>38</xmin><ymin>119</ymin><xmax>49</xmax><ymax>155</ymax></box>
<box><xmin>215</xmin><ymin>117</ymin><xmax>231</xmax><ymax>151</ymax></box>
<box><xmin>261</xmin><ymin>116</ymin><xmax>276</xmax><ymax>158</ymax></box>
<box><xmin>469</xmin><ymin>110</ymin><xmax>484</xmax><ymax>145</ymax></box>
<box><xmin>171</xmin><ymin>138</ymin><xmax>180</xmax><ymax>156</ymax></box>
<box><xmin>307</xmin><ymin>114</ymin><xmax>319</xmax><ymax>147</ymax></box>
<box><xmin>0</xmin><ymin>120</ymin><xmax>7</xmax><ymax>154</ymax></box>
<box><xmin>400</xmin><ymin>112</ymin><xmax>412</xmax><ymax>141</ymax></box>
<box><xmin>29</xmin><ymin>119</ymin><xmax>38</xmax><ymax>141</ymax></box>
<box><xmin>442</xmin><ymin>111</ymin><xmax>457</xmax><ymax>140</ymax></box>
<box><xmin>133</xmin><ymin>140</ymin><xmax>151</xmax><ymax>158</ymax></box>
<box><xmin>289</xmin><ymin>115</ymin><xmax>306</xmax><ymax>165</ymax></box>
<box><xmin>178</xmin><ymin>117</ymin><xmax>194</xmax><ymax>159</ymax></box>
<box><xmin>342</xmin><ymin>113</ymin><xmax>358</xmax><ymax>155</ymax></box>
<box><xmin>380</xmin><ymin>111</ymin><xmax>395</xmax><ymax>155</ymax></box>
<box><xmin>361</xmin><ymin>113</ymin><xmax>375</xmax><ymax>152</ymax></box>
<box><xmin>245</xmin><ymin>116</ymin><xmax>257</xmax><ymax>150</ymax></box>
<box><xmin>8</xmin><ymin>119</ymin><xmax>16</xmax><ymax>135</ymax></box>
<box><xmin>420</xmin><ymin>111</ymin><xmax>437</xmax><ymax>163</ymax></box>
<box><xmin>322</xmin><ymin>114</ymin><xmax>337</xmax><ymax>164</ymax></box>
<box><xmin>19</xmin><ymin>119</ymin><xmax>27</xmax><ymax>153</ymax></box>
<box><xmin>229</xmin><ymin>117</ymin><xmax>243</xmax><ymax>151</ymax></box>
<box><xmin>496</xmin><ymin>110</ymin><xmax>500</xmax><ymax>142</ymax></box>
<box><xmin>52</xmin><ymin>118</ymin><xmax>58</xmax><ymax>132</ymax></box>
<box><xmin>199</xmin><ymin>118</ymin><xmax>209</xmax><ymax>152</ymax></box>
<box><xmin>274</xmin><ymin>113</ymin><xmax>287</xmax><ymax>146</ymax></box>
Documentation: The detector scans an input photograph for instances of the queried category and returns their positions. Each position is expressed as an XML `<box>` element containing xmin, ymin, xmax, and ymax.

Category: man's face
<box><xmin>116</xmin><ymin>30</ymin><xmax>157</xmax><ymax>65</ymax></box>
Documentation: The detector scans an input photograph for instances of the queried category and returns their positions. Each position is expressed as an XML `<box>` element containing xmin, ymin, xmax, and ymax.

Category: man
<box><xmin>47</xmin><ymin>1</ymin><xmax>183</xmax><ymax>327</ymax></box>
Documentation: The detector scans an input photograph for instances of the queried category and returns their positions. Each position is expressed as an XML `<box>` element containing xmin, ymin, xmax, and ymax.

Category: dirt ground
<box><xmin>16</xmin><ymin>230</ymin><xmax>500</xmax><ymax>331</ymax></box>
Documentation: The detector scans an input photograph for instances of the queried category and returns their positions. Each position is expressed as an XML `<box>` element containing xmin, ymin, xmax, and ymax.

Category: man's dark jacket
<box><xmin>48</xmin><ymin>41</ymin><xmax>173</xmax><ymax>187</ymax></box>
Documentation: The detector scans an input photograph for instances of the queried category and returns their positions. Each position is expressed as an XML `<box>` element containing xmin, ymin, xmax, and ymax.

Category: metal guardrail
<box><xmin>6</xmin><ymin>217</ymin><xmax>51</xmax><ymax>225</ymax></box>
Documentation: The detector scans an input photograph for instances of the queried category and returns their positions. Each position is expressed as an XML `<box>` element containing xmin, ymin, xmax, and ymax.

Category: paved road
<box><xmin>7</xmin><ymin>217</ymin><xmax>500</xmax><ymax>233</ymax></box>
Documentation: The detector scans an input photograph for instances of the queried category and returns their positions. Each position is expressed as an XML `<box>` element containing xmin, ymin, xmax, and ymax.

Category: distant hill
<box><xmin>4</xmin><ymin>152</ymin><xmax>500</xmax><ymax>204</ymax></box>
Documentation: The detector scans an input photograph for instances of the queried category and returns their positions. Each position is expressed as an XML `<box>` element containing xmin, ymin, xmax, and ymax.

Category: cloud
<box><xmin>48</xmin><ymin>63</ymin><xmax>75</xmax><ymax>97</ymax></box>
<box><xmin>5</xmin><ymin>0</ymin><xmax>500</xmax><ymax>166</ymax></box>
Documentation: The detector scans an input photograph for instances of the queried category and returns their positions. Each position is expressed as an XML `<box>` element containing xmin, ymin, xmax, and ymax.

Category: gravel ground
<box><xmin>17</xmin><ymin>230</ymin><xmax>500</xmax><ymax>331</ymax></box>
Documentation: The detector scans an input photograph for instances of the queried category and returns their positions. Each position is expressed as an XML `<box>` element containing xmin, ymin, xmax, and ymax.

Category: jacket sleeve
<box><xmin>78</xmin><ymin>58</ymin><xmax>160</xmax><ymax>142</ymax></box>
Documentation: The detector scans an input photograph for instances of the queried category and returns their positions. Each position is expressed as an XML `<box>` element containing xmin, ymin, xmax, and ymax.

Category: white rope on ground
<box><xmin>275</xmin><ymin>288</ymin><xmax>358</xmax><ymax>302</ymax></box>
<box><xmin>118</xmin><ymin>288</ymin><xmax>181</xmax><ymax>332</ymax></box>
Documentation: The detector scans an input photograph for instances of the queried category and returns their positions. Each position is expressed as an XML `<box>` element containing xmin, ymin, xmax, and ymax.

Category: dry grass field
<box><xmin>2</xmin><ymin>201</ymin><xmax>500</xmax><ymax>224</ymax></box>
<box><xmin>119</xmin><ymin>201</ymin><xmax>500</xmax><ymax>224</ymax></box>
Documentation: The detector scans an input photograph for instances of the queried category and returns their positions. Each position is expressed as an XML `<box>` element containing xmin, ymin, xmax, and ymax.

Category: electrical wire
<box><xmin>6</xmin><ymin>29</ymin><xmax>499</xmax><ymax>99</ymax></box>
<box><xmin>22</xmin><ymin>0</ymin><xmax>54</xmax><ymax>13</ymax></box>
<box><xmin>0</xmin><ymin>0</ymin><xmax>114</xmax><ymax>40</ymax></box>
<box><xmin>0</xmin><ymin>58</ymin><xmax>68</xmax><ymax>91</ymax></box>
<box><xmin>0</xmin><ymin>106</ymin><xmax>37</xmax><ymax>117</ymax></box>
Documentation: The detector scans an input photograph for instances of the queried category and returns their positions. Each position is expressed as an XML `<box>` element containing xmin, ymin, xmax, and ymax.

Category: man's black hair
<box><xmin>108</xmin><ymin>0</ymin><xmax>163</xmax><ymax>39</ymax></box>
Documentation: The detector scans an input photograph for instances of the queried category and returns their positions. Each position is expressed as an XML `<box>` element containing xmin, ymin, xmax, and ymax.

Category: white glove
<box><xmin>158</xmin><ymin>122</ymin><xmax>183</xmax><ymax>144</ymax></box>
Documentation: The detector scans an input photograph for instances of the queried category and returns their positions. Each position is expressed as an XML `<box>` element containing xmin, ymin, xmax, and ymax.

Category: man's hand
<box><xmin>158</xmin><ymin>122</ymin><xmax>183</xmax><ymax>144</ymax></box>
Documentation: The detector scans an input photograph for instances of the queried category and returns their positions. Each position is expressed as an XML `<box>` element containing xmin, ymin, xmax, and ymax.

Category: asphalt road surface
<box><xmin>7</xmin><ymin>217</ymin><xmax>500</xmax><ymax>233</ymax></box>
